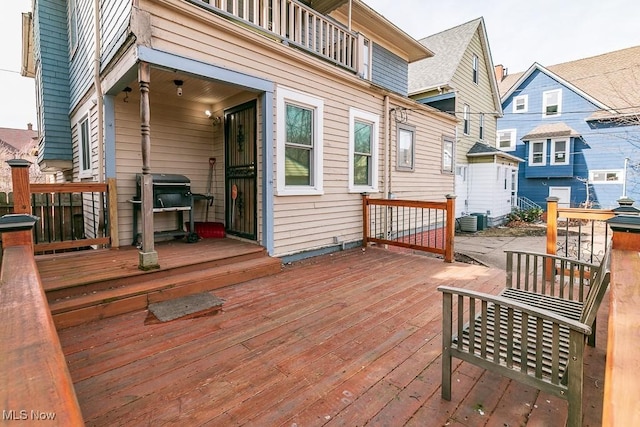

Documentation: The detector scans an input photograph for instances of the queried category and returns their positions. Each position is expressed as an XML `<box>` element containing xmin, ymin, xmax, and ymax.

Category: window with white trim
<box><xmin>361</xmin><ymin>38</ymin><xmax>371</xmax><ymax>80</ymax></box>
<box><xmin>397</xmin><ymin>124</ymin><xmax>415</xmax><ymax>171</ymax></box>
<box><xmin>479</xmin><ymin>113</ymin><xmax>484</xmax><ymax>140</ymax></box>
<box><xmin>79</xmin><ymin>116</ymin><xmax>91</xmax><ymax>177</ymax></box>
<box><xmin>472</xmin><ymin>54</ymin><xmax>479</xmax><ymax>84</ymax></box>
<box><xmin>442</xmin><ymin>136</ymin><xmax>454</xmax><ymax>174</ymax></box>
<box><xmin>463</xmin><ymin>104</ymin><xmax>470</xmax><ymax>135</ymax></box>
<box><xmin>589</xmin><ymin>170</ymin><xmax>624</xmax><ymax>184</ymax></box>
<box><xmin>497</xmin><ymin>129</ymin><xmax>516</xmax><ymax>151</ymax></box>
<box><xmin>348</xmin><ymin>108</ymin><xmax>379</xmax><ymax>192</ymax></box>
<box><xmin>550</xmin><ymin>138</ymin><xmax>569</xmax><ymax>165</ymax></box>
<box><xmin>529</xmin><ymin>140</ymin><xmax>547</xmax><ymax>166</ymax></box>
<box><xmin>276</xmin><ymin>87</ymin><xmax>324</xmax><ymax>195</ymax></box>
<box><xmin>69</xmin><ymin>0</ymin><xmax>79</xmax><ymax>55</ymax></box>
<box><xmin>513</xmin><ymin>95</ymin><xmax>528</xmax><ymax>113</ymax></box>
<box><xmin>542</xmin><ymin>89</ymin><xmax>562</xmax><ymax>117</ymax></box>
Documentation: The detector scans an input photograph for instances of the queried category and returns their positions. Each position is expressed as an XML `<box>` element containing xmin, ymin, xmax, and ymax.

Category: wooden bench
<box><xmin>438</xmin><ymin>247</ymin><xmax>610</xmax><ymax>427</ymax></box>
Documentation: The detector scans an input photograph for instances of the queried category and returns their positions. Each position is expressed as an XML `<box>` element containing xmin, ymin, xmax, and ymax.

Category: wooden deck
<box><xmin>57</xmin><ymin>248</ymin><xmax>607</xmax><ymax>426</ymax></box>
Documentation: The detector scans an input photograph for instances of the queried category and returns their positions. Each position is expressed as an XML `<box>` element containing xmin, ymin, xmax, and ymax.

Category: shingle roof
<box><xmin>498</xmin><ymin>45</ymin><xmax>640</xmax><ymax>116</ymax></box>
<box><xmin>408</xmin><ymin>18</ymin><xmax>483</xmax><ymax>94</ymax></box>
<box><xmin>521</xmin><ymin>122</ymin><xmax>581</xmax><ymax>140</ymax></box>
<box><xmin>466</xmin><ymin>142</ymin><xmax>523</xmax><ymax>162</ymax></box>
<box><xmin>0</xmin><ymin>126</ymin><xmax>38</xmax><ymax>153</ymax></box>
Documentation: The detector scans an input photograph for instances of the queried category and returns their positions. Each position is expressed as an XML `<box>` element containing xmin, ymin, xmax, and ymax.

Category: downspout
<box><xmin>94</xmin><ymin>0</ymin><xmax>104</xmax><ymax>182</ymax></box>
<box><xmin>383</xmin><ymin>95</ymin><xmax>390</xmax><ymax>199</ymax></box>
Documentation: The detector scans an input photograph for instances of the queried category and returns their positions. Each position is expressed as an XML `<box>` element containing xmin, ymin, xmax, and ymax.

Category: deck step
<box><xmin>49</xmin><ymin>256</ymin><xmax>282</xmax><ymax>329</ymax></box>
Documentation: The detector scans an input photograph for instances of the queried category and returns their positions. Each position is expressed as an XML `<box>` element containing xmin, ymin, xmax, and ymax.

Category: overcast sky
<box><xmin>2</xmin><ymin>0</ymin><xmax>640</xmax><ymax>129</ymax></box>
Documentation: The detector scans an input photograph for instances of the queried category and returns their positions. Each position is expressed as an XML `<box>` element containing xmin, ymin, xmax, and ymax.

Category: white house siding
<box><xmin>108</xmin><ymin>0</ymin><xmax>455</xmax><ymax>255</ymax></box>
<box><xmin>467</xmin><ymin>158</ymin><xmax>518</xmax><ymax>222</ymax></box>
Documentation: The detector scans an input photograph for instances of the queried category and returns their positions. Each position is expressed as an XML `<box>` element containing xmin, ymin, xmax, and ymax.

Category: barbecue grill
<box><xmin>131</xmin><ymin>173</ymin><xmax>199</xmax><ymax>244</ymax></box>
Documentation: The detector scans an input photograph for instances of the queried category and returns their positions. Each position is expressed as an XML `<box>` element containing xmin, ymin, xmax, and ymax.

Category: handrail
<box><xmin>362</xmin><ymin>194</ymin><xmax>455</xmax><ymax>262</ymax></box>
<box><xmin>194</xmin><ymin>0</ymin><xmax>359</xmax><ymax>72</ymax></box>
<box><xmin>0</xmin><ymin>244</ymin><xmax>84</xmax><ymax>425</ymax></box>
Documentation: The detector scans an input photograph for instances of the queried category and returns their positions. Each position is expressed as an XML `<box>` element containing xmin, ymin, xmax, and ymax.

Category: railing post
<box><xmin>3</xmin><ymin>160</ymin><xmax>34</xmax><ymax>249</ymax></box>
<box><xmin>445</xmin><ymin>194</ymin><xmax>456</xmax><ymax>263</ymax></box>
<box><xmin>545</xmin><ymin>197</ymin><xmax>559</xmax><ymax>280</ymax></box>
<box><xmin>362</xmin><ymin>193</ymin><xmax>369</xmax><ymax>248</ymax></box>
<box><xmin>108</xmin><ymin>178</ymin><xmax>119</xmax><ymax>248</ymax></box>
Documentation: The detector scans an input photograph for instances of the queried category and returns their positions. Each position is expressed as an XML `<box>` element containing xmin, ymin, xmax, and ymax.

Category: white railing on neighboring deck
<box><xmin>194</xmin><ymin>0</ymin><xmax>360</xmax><ymax>72</ymax></box>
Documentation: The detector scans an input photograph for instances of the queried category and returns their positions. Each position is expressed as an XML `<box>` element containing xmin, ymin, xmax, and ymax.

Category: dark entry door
<box><xmin>225</xmin><ymin>100</ymin><xmax>257</xmax><ymax>240</ymax></box>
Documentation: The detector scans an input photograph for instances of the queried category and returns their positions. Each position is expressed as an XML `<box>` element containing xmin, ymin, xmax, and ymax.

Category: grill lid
<box><xmin>136</xmin><ymin>173</ymin><xmax>191</xmax><ymax>186</ymax></box>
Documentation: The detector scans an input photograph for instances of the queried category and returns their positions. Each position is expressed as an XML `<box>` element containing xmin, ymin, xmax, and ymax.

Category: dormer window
<box><xmin>542</xmin><ymin>89</ymin><xmax>562</xmax><ymax>117</ymax></box>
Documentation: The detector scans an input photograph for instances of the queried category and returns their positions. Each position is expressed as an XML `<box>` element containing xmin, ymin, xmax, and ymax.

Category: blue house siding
<box><xmin>100</xmin><ymin>0</ymin><xmax>131</xmax><ymax>71</ymax></box>
<box><xmin>499</xmin><ymin>68</ymin><xmax>640</xmax><ymax>209</ymax></box>
<box><xmin>372</xmin><ymin>43</ymin><xmax>408</xmax><ymax>96</ymax></box>
<box><xmin>34</xmin><ymin>0</ymin><xmax>72</xmax><ymax>163</ymax></box>
<box><xmin>68</xmin><ymin>0</ymin><xmax>97</xmax><ymax>111</ymax></box>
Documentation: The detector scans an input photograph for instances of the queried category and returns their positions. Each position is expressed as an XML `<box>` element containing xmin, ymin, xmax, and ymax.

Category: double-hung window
<box><xmin>442</xmin><ymin>136</ymin><xmax>454</xmax><ymax>174</ymax></box>
<box><xmin>542</xmin><ymin>89</ymin><xmax>562</xmax><ymax>117</ymax></box>
<box><xmin>551</xmin><ymin>139</ymin><xmax>569</xmax><ymax>165</ymax></box>
<box><xmin>78</xmin><ymin>116</ymin><xmax>91</xmax><ymax>177</ymax></box>
<box><xmin>497</xmin><ymin>129</ymin><xmax>516</xmax><ymax>151</ymax></box>
<box><xmin>348</xmin><ymin>108</ymin><xmax>379</xmax><ymax>192</ymax></box>
<box><xmin>529</xmin><ymin>140</ymin><xmax>546</xmax><ymax>166</ymax></box>
<box><xmin>513</xmin><ymin>95</ymin><xmax>528</xmax><ymax>113</ymax></box>
<box><xmin>472</xmin><ymin>54</ymin><xmax>479</xmax><ymax>84</ymax></box>
<box><xmin>463</xmin><ymin>104</ymin><xmax>470</xmax><ymax>135</ymax></box>
<box><xmin>397</xmin><ymin>124</ymin><xmax>415</xmax><ymax>171</ymax></box>
<box><xmin>277</xmin><ymin>86</ymin><xmax>324</xmax><ymax>195</ymax></box>
<box><xmin>479</xmin><ymin>113</ymin><xmax>484</xmax><ymax>140</ymax></box>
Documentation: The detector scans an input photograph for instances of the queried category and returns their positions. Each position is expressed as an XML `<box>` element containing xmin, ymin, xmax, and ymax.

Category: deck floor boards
<box><xmin>57</xmin><ymin>247</ymin><xmax>606</xmax><ymax>426</ymax></box>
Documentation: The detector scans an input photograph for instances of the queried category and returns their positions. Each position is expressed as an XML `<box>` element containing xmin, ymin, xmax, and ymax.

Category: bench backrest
<box><xmin>580</xmin><ymin>244</ymin><xmax>611</xmax><ymax>327</ymax></box>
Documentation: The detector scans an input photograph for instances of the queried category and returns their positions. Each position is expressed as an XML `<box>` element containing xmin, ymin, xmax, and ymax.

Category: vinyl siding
<box><xmin>68</xmin><ymin>0</ymin><xmax>95</xmax><ymax>111</ymax></box>
<box><xmin>371</xmin><ymin>43</ymin><xmax>409</xmax><ymax>96</ymax></box>
<box><xmin>467</xmin><ymin>160</ymin><xmax>517</xmax><ymax>218</ymax></box>
<box><xmin>100</xmin><ymin>0</ymin><xmax>131</xmax><ymax>69</ymax></box>
<box><xmin>33</xmin><ymin>0</ymin><xmax>73</xmax><ymax>163</ymax></box>
<box><xmin>107</xmin><ymin>0</ymin><xmax>456</xmax><ymax>255</ymax></box>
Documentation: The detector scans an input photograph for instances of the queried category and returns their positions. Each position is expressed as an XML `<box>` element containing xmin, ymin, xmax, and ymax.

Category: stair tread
<box><xmin>49</xmin><ymin>256</ymin><xmax>281</xmax><ymax>314</ymax></box>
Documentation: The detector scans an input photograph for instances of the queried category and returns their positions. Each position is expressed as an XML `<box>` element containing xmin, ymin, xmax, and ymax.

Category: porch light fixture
<box><xmin>123</xmin><ymin>86</ymin><xmax>132</xmax><ymax>103</ymax></box>
<box><xmin>205</xmin><ymin>110</ymin><xmax>221</xmax><ymax>125</ymax></box>
<box><xmin>174</xmin><ymin>79</ymin><xmax>183</xmax><ymax>96</ymax></box>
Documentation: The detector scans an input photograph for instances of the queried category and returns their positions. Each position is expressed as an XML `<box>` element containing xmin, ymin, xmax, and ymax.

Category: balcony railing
<box><xmin>193</xmin><ymin>0</ymin><xmax>360</xmax><ymax>72</ymax></box>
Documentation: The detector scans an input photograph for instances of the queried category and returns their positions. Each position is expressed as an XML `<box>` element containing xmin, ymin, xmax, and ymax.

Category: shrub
<box><xmin>507</xmin><ymin>207</ymin><xmax>543</xmax><ymax>223</ymax></box>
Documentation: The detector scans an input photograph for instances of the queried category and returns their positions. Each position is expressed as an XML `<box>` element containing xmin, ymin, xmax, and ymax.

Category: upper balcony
<box><xmin>194</xmin><ymin>0</ymin><xmax>362</xmax><ymax>74</ymax></box>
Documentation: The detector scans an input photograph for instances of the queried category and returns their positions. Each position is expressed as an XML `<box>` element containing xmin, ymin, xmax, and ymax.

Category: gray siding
<box><xmin>371</xmin><ymin>43</ymin><xmax>408</xmax><ymax>96</ymax></box>
<box><xmin>101</xmin><ymin>0</ymin><xmax>131</xmax><ymax>69</ymax></box>
<box><xmin>34</xmin><ymin>0</ymin><xmax>72</xmax><ymax>163</ymax></box>
<box><xmin>68</xmin><ymin>0</ymin><xmax>96</xmax><ymax>110</ymax></box>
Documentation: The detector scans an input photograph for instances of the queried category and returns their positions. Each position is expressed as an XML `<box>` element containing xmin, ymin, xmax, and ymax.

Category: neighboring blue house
<box><xmin>496</xmin><ymin>46</ymin><xmax>640</xmax><ymax>209</ymax></box>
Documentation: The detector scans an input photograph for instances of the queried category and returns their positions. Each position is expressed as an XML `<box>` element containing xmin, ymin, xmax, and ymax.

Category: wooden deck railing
<box><xmin>545</xmin><ymin>197</ymin><xmax>614</xmax><ymax>264</ymax></box>
<box><xmin>30</xmin><ymin>180</ymin><xmax>117</xmax><ymax>253</ymax></box>
<box><xmin>193</xmin><ymin>0</ymin><xmax>360</xmax><ymax>72</ymax></box>
<box><xmin>0</xmin><ymin>228</ymin><xmax>84</xmax><ymax>425</ymax></box>
<box><xmin>362</xmin><ymin>194</ymin><xmax>455</xmax><ymax>262</ymax></box>
<box><xmin>602</xmin><ymin>216</ymin><xmax>640</xmax><ymax>426</ymax></box>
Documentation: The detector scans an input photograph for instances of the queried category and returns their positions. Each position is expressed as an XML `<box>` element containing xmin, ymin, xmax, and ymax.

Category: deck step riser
<box><xmin>51</xmin><ymin>258</ymin><xmax>281</xmax><ymax>329</ymax></box>
<box><xmin>46</xmin><ymin>250</ymin><xmax>268</xmax><ymax>302</ymax></box>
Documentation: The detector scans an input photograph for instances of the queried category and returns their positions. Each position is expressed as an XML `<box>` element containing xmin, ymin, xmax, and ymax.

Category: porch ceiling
<box><xmin>123</xmin><ymin>68</ymin><xmax>249</xmax><ymax>107</ymax></box>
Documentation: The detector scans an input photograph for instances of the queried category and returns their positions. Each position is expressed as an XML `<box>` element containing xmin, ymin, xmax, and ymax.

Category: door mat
<box><xmin>146</xmin><ymin>292</ymin><xmax>225</xmax><ymax>324</ymax></box>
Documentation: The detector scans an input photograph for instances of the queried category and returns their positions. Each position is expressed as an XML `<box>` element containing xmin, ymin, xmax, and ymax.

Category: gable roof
<box><xmin>498</xmin><ymin>45</ymin><xmax>640</xmax><ymax>118</ymax></box>
<box><xmin>408</xmin><ymin>17</ymin><xmax>502</xmax><ymax>114</ymax></box>
<box><xmin>0</xmin><ymin>126</ymin><xmax>38</xmax><ymax>154</ymax></box>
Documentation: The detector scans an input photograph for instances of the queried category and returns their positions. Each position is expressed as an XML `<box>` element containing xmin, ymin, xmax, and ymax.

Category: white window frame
<box><xmin>479</xmin><ymin>113</ymin><xmax>484</xmax><ymax>140</ymax></box>
<box><xmin>463</xmin><ymin>104</ymin><xmax>470</xmax><ymax>135</ymax></box>
<box><xmin>542</xmin><ymin>89</ymin><xmax>562</xmax><ymax>117</ymax></box>
<box><xmin>69</xmin><ymin>0</ymin><xmax>79</xmax><ymax>57</ymax></box>
<box><xmin>276</xmin><ymin>86</ymin><xmax>324</xmax><ymax>196</ymax></box>
<box><xmin>550</xmin><ymin>138</ymin><xmax>569</xmax><ymax>165</ymax></box>
<box><xmin>472</xmin><ymin>54</ymin><xmax>479</xmax><ymax>84</ymax></box>
<box><xmin>442</xmin><ymin>136</ymin><xmax>454</xmax><ymax>174</ymax></box>
<box><xmin>396</xmin><ymin>124</ymin><xmax>416</xmax><ymax>171</ymax></box>
<box><xmin>348</xmin><ymin>108</ymin><xmax>379</xmax><ymax>193</ymax></box>
<box><xmin>589</xmin><ymin>169</ymin><xmax>624</xmax><ymax>184</ymax></box>
<box><xmin>496</xmin><ymin>129</ymin><xmax>516</xmax><ymax>151</ymax></box>
<box><xmin>528</xmin><ymin>140</ymin><xmax>547</xmax><ymax>166</ymax></box>
<box><xmin>77</xmin><ymin>115</ymin><xmax>92</xmax><ymax>178</ymax></box>
<box><xmin>513</xmin><ymin>95</ymin><xmax>528</xmax><ymax>113</ymax></box>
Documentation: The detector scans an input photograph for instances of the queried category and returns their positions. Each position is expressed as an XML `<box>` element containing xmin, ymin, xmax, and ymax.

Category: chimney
<box><xmin>494</xmin><ymin>64</ymin><xmax>506</xmax><ymax>82</ymax></box>
<box><xmin>27</xmin><ymin>123</ymin><xmax>33</xmax><ymax>131</ymax></box>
